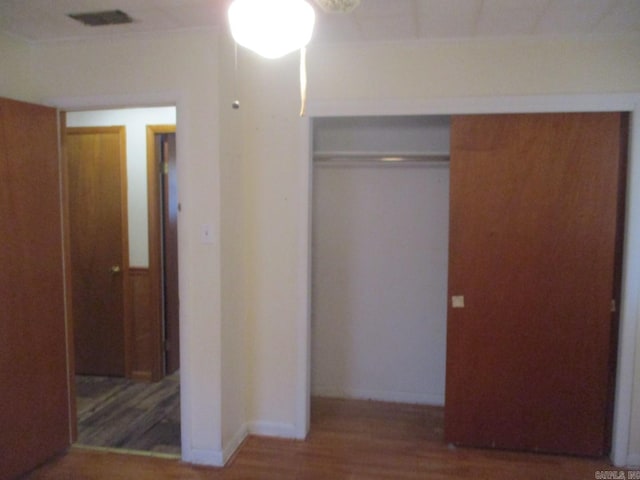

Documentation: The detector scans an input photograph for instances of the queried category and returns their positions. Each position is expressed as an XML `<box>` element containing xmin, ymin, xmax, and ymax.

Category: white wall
<box><xmin>67</xmin><ymin>107</ymin><xmax>177</xmax><ymax>268</ymax></box>
<box><xmin>312</xmin><ymin>162</ymin><xmax>449</xmax><ymax>405</ymax></box>
<box><xmin>307</xmin><ymin>35</ymin><xmax>640</xmax><ymax>101</ymax></box>
<box><xmin>218</xmin><ymin>32</ymin><xmax>248</xmax><ymax>460</ymax></box>
<box><xmin>27</xmin><ymin>29</ymin><xmax>229</xmax><ymax>464</ymax></box>
<box><xmin>313</xmin><ymin>116</ymin><xmax>450</xmax><ymax>154</ymax></box>
<box><xmin>241</xmin><ymin>32</ymin><xmax>640</xmax><ymax>464</ymax></box>
<box><xmin>239</xmin><ymin>51</ymin><xmax>303</xmax><ymax>434</ymax></box>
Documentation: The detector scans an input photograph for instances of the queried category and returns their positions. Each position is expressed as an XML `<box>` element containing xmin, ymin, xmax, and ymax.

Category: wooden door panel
<box><xmin>146</xmin><ymin>125</ymin><xmax>176</xmax><ymax>381</ymax></box>
<box><xmin>0</xmin><ymin>97</ymin><xmax>70</xmax><ymax>479</ymax></box>
<box><xmin>67</xmin><ymin>127</ymin><xmax>127</xmax><ymax>376</ymax></box>
<box><xmin>444</xmin><ymin>113</ymin><xmax>624</xmax><ymax>456</ymax></box>
<box><xmin>162</xmin><ymin>133</ymin><xmax>180</xmax><ymax>374</ymax></box>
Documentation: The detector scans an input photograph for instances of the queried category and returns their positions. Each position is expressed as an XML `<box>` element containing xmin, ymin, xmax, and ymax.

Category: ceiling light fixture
<box><xmin>313</xmin><ymin>0</ymin><xmax>360</xmax><ymax>14</ymax></box>
<box><xmin>228</xmin><ymin>0</ymin><xmax>316</xmax><ymax>59</ymax></box>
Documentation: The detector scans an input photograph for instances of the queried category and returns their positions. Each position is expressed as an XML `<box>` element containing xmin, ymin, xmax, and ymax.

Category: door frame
<box><xmin>49</xmin><ymin>95</ymin><xmax>190</xmax><ymax>462</ymax></box>
<box><xmin>147</xmin><ymin>124</ymin><xmax>177</xmax><ymax>381</ymax></box>
<box><xmin>299</xmin><ymin>93</ymin><xmax>640</xmax><ymax>466</ymax></box>
<box><xmin>59</xmin><ymin>111</ymin><xmax>77</xmax><ymax>441</ymax></box>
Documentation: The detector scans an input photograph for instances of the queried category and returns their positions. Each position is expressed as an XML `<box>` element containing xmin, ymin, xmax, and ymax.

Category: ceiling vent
<box><xmin>68</xmin><ymin>9</ymin><xmax>134</xmax><ymax>27</ymax></box>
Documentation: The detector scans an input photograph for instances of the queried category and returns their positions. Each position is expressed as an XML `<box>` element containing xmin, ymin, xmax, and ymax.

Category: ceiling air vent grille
<box><xmin>68</xmin><ymin>10</ymin><xmax>134</xmax><ymax>27</ymax></box>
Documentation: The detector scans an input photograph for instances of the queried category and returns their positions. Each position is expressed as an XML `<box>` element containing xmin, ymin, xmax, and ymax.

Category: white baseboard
<box><xmin>183</xmin><ymin>447</ymin><xmax>224</xmax><ymax>467</ymax></box>
<box><xmin>627</xmin><ymin>453</ymin><xmax>640</xmax><ymax>468</ymax></box>
<box><xmin>311</xmin><ymin>386</ymin><xmax>445</xmax><ymax>406</ymax></box>
<box><xmin>247</xmin><ymin>421</ymin><xmax>298</xmax><ymax>439</ymax></box>
<box><xmin>180</xmin><ymin>422</ymin><xmax>299</xmax><ymax>468</ymax></box>
<box><xmin>222</xmin><ymin>424</ymin><xmax>249</xmax><ymax>465</ymax></box>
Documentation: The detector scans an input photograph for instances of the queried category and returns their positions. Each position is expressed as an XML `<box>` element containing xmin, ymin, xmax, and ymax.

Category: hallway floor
<box><xmin>75</xmin><ymin>372</ymin><xmax>180</xmax><ymax>455</ymax></box>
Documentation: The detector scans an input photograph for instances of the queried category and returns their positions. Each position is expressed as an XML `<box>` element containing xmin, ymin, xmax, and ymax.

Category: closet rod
<box><xmin>314</xmin><ymin>151</ymin><xmax>450</xmax><ymax>167</ymax></box>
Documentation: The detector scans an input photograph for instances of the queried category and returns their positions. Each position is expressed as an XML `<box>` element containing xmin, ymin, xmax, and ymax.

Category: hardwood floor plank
<box><xmin>26</xmin><ymin>448</ymin><xmax>215</xmax><ymax>480</ymax></box>
<box><xmin>75</xmin><ymin>373</ymin><xmax>180</xmax><ymax>453</ymax></box>
<box><xmin>121</xmin><ymin>399</ymin><xmax>181</xmax><ymax>454</ymax></box>
<box><xmin>76</xmin><ymin>376</ymin><xmax>132</xmax><ymax>417</ymax></box>
<box><xmin>27</xmin><ymin>397</ymin><xmax>626</xmax><ymax>480</ymax></box>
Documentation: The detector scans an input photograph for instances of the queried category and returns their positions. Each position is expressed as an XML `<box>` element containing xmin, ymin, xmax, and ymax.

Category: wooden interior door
<box><xmin>0</xmin><ymin>97</ymin><xmax>71</xmax><ymax>479</ymax></box>
<box><xmin>162</xmin><ymin>133</ymin><xmax>180</xmax><ymax>374</ymax></box>
<box><xmin>67</xmin><ymin>127</ymin><xmax>128</xmax><ymax>377</ymax></box>
<box><xmin>444</xmin><ymin>112</ymin><xmax>626</xmax><ymax>457</ymax></box>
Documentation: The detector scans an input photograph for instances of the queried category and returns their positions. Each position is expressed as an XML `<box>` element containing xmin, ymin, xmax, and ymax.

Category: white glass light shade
<box><xmin>228</xmin><ymin>0</ymin><xmax>316</xmax><ymax>59</ymax></box>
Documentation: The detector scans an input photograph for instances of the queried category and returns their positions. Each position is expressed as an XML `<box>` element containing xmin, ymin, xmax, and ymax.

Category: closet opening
<box><xmin>310</xmin><ymin>115</ymin><xmax>451</xmax><ymax>442</ymax></box>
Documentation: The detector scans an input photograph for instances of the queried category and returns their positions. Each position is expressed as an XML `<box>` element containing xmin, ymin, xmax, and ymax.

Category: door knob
<box><xmin>110</xmin><ymin>265</ymin><xmax>121</xmax><ymax>274</ymax></box>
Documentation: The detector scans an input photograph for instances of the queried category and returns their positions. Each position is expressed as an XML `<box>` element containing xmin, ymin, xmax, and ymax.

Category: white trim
<box><xmin>217</xmin><ymin>421</ymin><xmax>297</xmax><ymax>465</ymax></box>
<box><xmin>627</xmin><ymin>454</ymin><xmax>640</xmax><ymax>468</ymax></box>
<box><xmin>184</xmin><ymin>447</ymin><xmax>224</xmax><ymax>467</ymax></box>
<box><xmin>55</xmin><ymin>108</ymin><xmax>74</xmax><ymax>445</ymax></box>
<box><xmin>306</xmin><ymin>93</ymin><xmax>639</xmax><ymax>118</ymax></box>
<box><xmin>299</xmin><ymin>93</ymin><xmax>640</xmax><ymax>468</ymax></box>
<box><xmin>41</xmin><ymin>92</ymin><xmax>183</xmax><ymax>112</ymax></box>
<box><xmin>615</xmin><ymin>105</ymin><xmax>640</xmax><ymax>467</ymax></box>
<box><xmin>248</xmin><ymin>421</ymin><xmax>299</xmax><ymax>439</ymax></box>
<box><xmin>312</xmin><ymin>388</ymin><xmax>445</xmax><ymax>407</ymax></box>
<box><xmin>222</xmin><ymin>424</ymin><xmax>249</xmax><ymax>465</ymax></box>
<box><xmin>296</xmin><ymin>116</ymin><xmax>313</xmax><ymax>441</ymax></box>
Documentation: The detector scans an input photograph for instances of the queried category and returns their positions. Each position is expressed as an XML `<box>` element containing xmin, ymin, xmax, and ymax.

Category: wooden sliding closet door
<box><xmin>0</xmin><ymin>98</ymin><xmax>70</xmax><ymax>479</ymax></box>
<box><xmin>444</xmin><ymin>112</ymin><xmax>626</xmax><ymax>456</ymax></box>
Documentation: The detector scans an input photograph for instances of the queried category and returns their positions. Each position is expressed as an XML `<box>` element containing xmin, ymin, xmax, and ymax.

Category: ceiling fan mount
<box><xmin>313</xmin><ymin>0</ymin><xmax>361</xmax><ymax>14</ymax></box>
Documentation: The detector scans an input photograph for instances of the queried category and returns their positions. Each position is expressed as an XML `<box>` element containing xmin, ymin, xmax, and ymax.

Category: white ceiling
<box><xmin>0</xmin><ymin>0</ymin><xmax>639</xmax><ymax>44</ymax></box>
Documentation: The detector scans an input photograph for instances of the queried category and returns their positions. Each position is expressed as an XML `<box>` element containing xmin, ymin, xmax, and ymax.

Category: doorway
<box><xmin>65</xmin><ymin>107</ymin><xmax>180</xmax><ymax>455</ymax></box>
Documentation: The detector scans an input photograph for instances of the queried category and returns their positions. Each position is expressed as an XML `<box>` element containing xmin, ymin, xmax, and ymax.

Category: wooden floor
<box><xmin>75</xmin><ymin>373</ymin><xmax>180</xmax><ymax>455</ymax></box>
<box><xmin>27</xmin><ymin>397</ymin><xmax>620</xmax><ymax>479</ymax></box>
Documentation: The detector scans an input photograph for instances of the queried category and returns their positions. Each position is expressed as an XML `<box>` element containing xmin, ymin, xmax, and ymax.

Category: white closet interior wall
<box><xmin>311</xmin><ymin>116</ymin><xmax>450</xmax><ymax>405</ymax></box>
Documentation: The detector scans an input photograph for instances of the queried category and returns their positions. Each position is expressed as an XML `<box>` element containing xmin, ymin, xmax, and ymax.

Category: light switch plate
<box><xmin>451</xmin><ymin>295</ymin><xmax>465</xmax><ymax>308</ymax></box>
